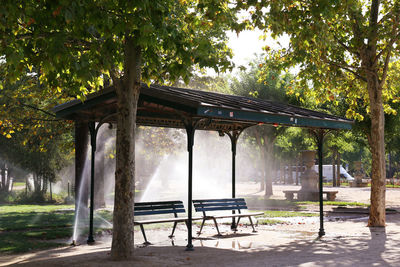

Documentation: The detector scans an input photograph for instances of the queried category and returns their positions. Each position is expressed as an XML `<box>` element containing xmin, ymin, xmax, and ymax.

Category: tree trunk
<box><xmin>332</xmin><ymin>150</ymin><xmax>336</xmax><ymax>187</ymax></box>
<box><xmin>33</xmin><ymin>173</ymin><xmax>39</xmax><ymax>193</ymax></box>
<box><xmin>366</xmin><ymin>72</ymin><xmax>386</xmax><ymax>226</ymax></box>
<box><xmin>358</xmin><ymin>0</ymin><xmax>386</xmax><ymax>227</ymax></box>
<box><xmin>288</xmin><ymin>159</ymin><xmax>294</xmax><ymax>184</ymax></box>
<box><xmin>5</xmin><ymin>167</ymin><xmax>12</xmax><ymax>192</ymax></box>
<box><xmin>296</xmin><ymin>155</ymin><xmax>300</xmax><ymax>185</ymax></box>
<box><xmin>42</xmin><ymin>177</ymin><xmax>48</xmax><ymax>195</ymax></box>
<box><xmin>254</xmin><ymin>129</ymin><xmax>265</xmax><ymax>191</ymax></box>
<box><xmin>336</xmin><ymin>152</ymin><xmax>341</xmax><ymax>187</ymax></box>
<box><xmin>264</xmin><ymin>142</ymin><xmax>273</xmax><ymax>197</ymax></box>
<box><xmin>111</xmin><ymin>35</ymin><xmax>141</xmax><ymax>260</ymax></box>
<box><xmin>50</xmin><ymin>182</ymin><xmax>52</xmax><ymax>202</ymax></box>
<box><xmin>0</xmin><ymin>163</ymin><xmax>5</xmax><ymax>192</ymax></box>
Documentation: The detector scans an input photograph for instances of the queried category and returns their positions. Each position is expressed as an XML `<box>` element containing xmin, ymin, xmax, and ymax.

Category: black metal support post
<box><xmin>315</xmin><ymin>129</ymin><xmax>326</xmax><ymax>237</ymax></box>
<box><xmin>87</xmin><ymin>121</ymin><xmax>97</xmax><ymax>245</ymax></box>
<box><xmin>231</xmin><ymin>137</ymin><xmax>237</xmax><ymax>230</ymax></box>
<box><xmin>220</xmin><ymin>129</ymin><xmax>244</xmax><ymax>231</ymax></box>
<box><xmin>85</xmin><ymin>118</ymin><xmax>113</xmax><ymax>245</ymax></box>
<box><xmin>185</xmin><ymin>123</ymin><xmax>195</xmax><ymax>251</ymax></box>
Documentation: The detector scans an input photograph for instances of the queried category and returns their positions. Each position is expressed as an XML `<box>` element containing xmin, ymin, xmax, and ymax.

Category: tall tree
<box><xmin>0</xmin><ymin>62</ymin><xmax>73</xmax><ymax>199</ymax></box>
<box><xmin>0</xmin><ymin>1</ymin><xmax>244</xmax><ymax>259</ymax></box>
<box><xmin>230</xmin><ymin>59</ymin><xmax>297</xmax><ymax>195</ymax></box>
<box><xmin>254</xmin><ymin>0</ymin><xmax>400</xmax><ymax>226</ymax></box>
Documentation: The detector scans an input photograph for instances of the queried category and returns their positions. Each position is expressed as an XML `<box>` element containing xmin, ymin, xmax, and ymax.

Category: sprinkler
<box><xmin>71</xmin><ymin>240</ymin><xmax>78</xmax><ymax>246</ymax></box>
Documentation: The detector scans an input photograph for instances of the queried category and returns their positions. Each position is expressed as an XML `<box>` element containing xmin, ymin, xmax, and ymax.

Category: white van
<box><xmin>277</xmin><ymin>165</ymin><xmax>354</xmax><ymax>183</ymax></box>
<box><xmin>313</xmin><ymin>165</ymin><xmax>354</xmax><ymax>182</ymax></box>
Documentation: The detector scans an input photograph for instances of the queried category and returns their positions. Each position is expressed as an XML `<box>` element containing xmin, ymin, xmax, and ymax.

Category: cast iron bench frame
<box><xmin>282</xmin><ymin>190</ymin><xmax>338</xmax><ymax>201</ymax></box>
<box><xmin>193</xmin><ymin>198</ymin><xmax>264</xmax><ymax>236</ymax></box>
<box><xmin>134</xmin><ymin>200</ymin><xmax>188</xmax><ymax>244</ymax></box>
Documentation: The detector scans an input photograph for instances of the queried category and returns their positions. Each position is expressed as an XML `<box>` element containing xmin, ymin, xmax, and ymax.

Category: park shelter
<box><xmin>53</xmin><ymin>83</ymin><xmax>353</xmax><ymax>249</ymax></box>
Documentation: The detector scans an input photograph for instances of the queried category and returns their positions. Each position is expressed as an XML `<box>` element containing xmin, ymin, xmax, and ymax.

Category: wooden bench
<box><xmin>193</xmin><ymin>198</ymin><xmax>264</xmax><ymax>236</ymax></box>
<box><xmin>283</xmin><ymin>190</ymin><xmax>338</xmax><ymax>201</ymax></box>
<box><xmin>134</xmin><ymin>200</ymin><xmax>188</xmax><ymax>244</ymax></box>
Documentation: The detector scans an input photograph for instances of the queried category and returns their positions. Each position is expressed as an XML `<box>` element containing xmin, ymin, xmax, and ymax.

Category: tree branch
<box><xmin>377</xmin><ymin>13</ymin><xmax>400</xmax><ymax>86</ymax></box>
<box><xmin>333</xmin><ymin>35</ymin><xmax>360</xmax><ymax>58</ymax></box>
<box><xmin>18</xmin><ymin>103</ymin><xmax>56</xmax><ymax>117</ymax></box>
<box><xmin>10</xmin><ymin>32</ymin><xmax>94</xmax><ymax>50</ymax></box>
<box><xmin>375</xmin><ymin>31</ymin><xmax>400</xmax><ymax>61</ymax></box>
<box><xmin>28</xmin><ymin>118</ymin><xmax>62</xmax><ymax>122</ymax></box>
<box><xmin>1</xmin><ymin>93</ymin><xmax>56</xmax><ymax>117</ymax></box>
<box><xmin>368</xmin><ymin>0</ymin><xmax>380</xmax><ymax>45</ymax></box>
<box><xmin>348</xmin><ymin>7</ymin><xmax>365</xmax><ymax>50</ymax></box>
<box><xmin>379</xmin><ymin>38</ymin><xmax>397</xmax><ymax>87</ymax></box>
<box><xmin>326</xmin><ymin>60</ymin><xmax>367</xmax><ymax>82</ymax></box>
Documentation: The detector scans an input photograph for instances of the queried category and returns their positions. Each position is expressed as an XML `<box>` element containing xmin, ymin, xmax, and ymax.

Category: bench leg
<box><xmin>248</xmin><ymin>216</ymin><xmax>257</xmax><ymax>233</ymax></box>
<box><xmin>231</xmin><ymin>217</ymin><xmax>237</xmax><ymax>231</ymax></box>
<box><xmin>169</xmin><ymin>221</ymin><xmax>179</xmax><ymax>238</ymax></box>
<box><xmin>236</xmin><ymin>217</ymin><xmax>241</xmax><ymax>227</ymax></box>
<box><xmin>139</xmin><ymin>224</ymin><xmax>151</xmax><ymax>245</ymax></box>
<box><xmin>285</xmin><ymin>193</ymin><xmax>294</xmax><ymax>201</ymax></box>
<box><xmin>197</xmin><ymin>218</ymin><xmax>206</xmax><ymax>236</ymax></box>
<box><xmin>327</xmin><ymin>193</ymin><xmax>337</xmax><ymax>201</ymax></box>
<box><xmin>212</xmin><ymin>217</ymin><xmax>222</xmax><ymax>236</ymax></box>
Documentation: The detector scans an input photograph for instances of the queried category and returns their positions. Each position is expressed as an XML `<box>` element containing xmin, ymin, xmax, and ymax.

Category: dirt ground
<box><xmin>2</xmin><ymin>183</ymin><xmax>400</xmax><ymax>267</ymax></box>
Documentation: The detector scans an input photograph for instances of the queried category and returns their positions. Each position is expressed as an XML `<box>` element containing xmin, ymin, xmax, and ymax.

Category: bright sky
<box><xmin>226</xmin><ymin>29</ymin><xmax>266</xmax><ymax>68</ymax></box>
<box><xmin>212</xmin><ymin>29</ymin><xmax>290</xmax><ymax>75</ymax></box>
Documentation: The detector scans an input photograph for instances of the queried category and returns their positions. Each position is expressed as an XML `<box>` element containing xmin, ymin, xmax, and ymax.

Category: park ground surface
<box><xmin>1</xmin><ymin>183</ymin><xmax>400</xmax><ymax>266</ymax></box>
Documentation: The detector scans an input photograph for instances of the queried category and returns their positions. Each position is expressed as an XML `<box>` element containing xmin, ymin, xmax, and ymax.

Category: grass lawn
<box><xmin>12</xmin><ymin>182</ymin><xmax>26</xmax><ymax>187</ymax></box>
<box><xmin>295</xmin><ymin>201</ymin><xmax>369</xmax><ymax>207</ymax></box>
<box><xmin>0</xmin><ymin>199</ymin><xmax>368</xmax><ymax>254</ymax></box>
<box><xmin>0</xmin><ymin>205</ymin><xmax>112</xmax><ymax>254</ymax></box>
<box><xmin>261</xmin><ymin>210</ymin><xmax>318</xmax><ymax>217</ymax></box>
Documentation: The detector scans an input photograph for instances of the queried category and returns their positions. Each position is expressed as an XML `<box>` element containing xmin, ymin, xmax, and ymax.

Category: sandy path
<box><xmin>2</xmin><ymin>183</ymin><xmax>400</xmax><ymax>266</ymax></box>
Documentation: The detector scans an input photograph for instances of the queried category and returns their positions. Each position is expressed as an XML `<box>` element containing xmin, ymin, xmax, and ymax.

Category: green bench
<box><xmin>193</xmin><ymin>198</ymin><xmax>264</xmax><ymax>236</ymax></box>
<box><xmin>134</xmin><ymin>200</ymin><xmax>189</xmax><ymax>244</ymax></box>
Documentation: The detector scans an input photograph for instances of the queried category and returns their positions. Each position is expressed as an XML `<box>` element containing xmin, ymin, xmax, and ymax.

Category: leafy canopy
<box><xmin>0</xmin><ymin>0</ymin><xmax>246</xmax><ymax>98</ymax></box>
<box><xmin>254</xmin><ymin>0</ymin><xmax>400</xmax><ymax>121</ymax></box>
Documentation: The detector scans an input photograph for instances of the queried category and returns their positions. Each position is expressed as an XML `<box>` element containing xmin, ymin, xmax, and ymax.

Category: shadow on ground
<box><xmin>7</xmin><ymin>225</ymin><xmax>393</xmax><ymax>267</ymax></box>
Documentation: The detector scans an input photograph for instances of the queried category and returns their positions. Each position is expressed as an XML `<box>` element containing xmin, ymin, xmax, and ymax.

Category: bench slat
<box><xmin>135</xmin><ymin>200</ymin><xmax>183</xmax><ymax>206</ymax></box>
<box><xmin>135</xmin><ymin>208</ymin><xmax>186</xmax><ymax>216</ymax></box>
<box><xmin>193</xmin><ymin>202</ymin><xmax>246</xmax><ymax>208</ymax></box>
<box><xmin>195</xmin><ymin>206</ymin><xmax>248</xmax><ymax>212</ymax></box>
<box><xmin>135</xmin><ymin>204</ymin><xmax>184</xmax><ymax>211</ymax></box>
<box><xmin>134</xmin><ymin>217</ymin><xmax>187</xmax><ymax>225</ymax></box>
<box><xmin>193</xmin><ymin>198</ymin><xmax>245</xmax><ymax>203</ymax></box>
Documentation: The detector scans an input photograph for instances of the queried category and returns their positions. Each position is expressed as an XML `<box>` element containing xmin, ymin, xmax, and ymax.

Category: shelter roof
<box><xmin>53</xmin><ymin>84</ymin><xmax>353</xmax><ymax>131</ymax></box>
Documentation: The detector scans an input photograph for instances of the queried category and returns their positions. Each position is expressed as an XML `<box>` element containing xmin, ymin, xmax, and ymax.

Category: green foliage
<box><xmin>249</xmin><ymin>3</ymin><xmax>400</xmax><ymax>185</ymax></box>
<box><xmin>0</xmin><ymin>191</ymin><xmax>16</xmax><ymax>203</ymax></box>
<box><xmin>0</xmin><ymin>1</ymin><xmax>245</xmax><ymax>94</ymax></box>
<box><xmin>0</xmin><ymin>63</ymin><xmax>74</xmax><ymax>198</ymax></box>
<box><xmin>255</xmin><ymin>1</ymin><xmax>400</xmax><ymax>120</ymax></box>
<box><xmin>275</xmin><ymin>127</ymin><xmax>315</xmax><ymax>160</ymax></box>
<box><xmin>229</xmin><ymin>59</ymin><xmax>289</xmax><ymax>103</ymax></box>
